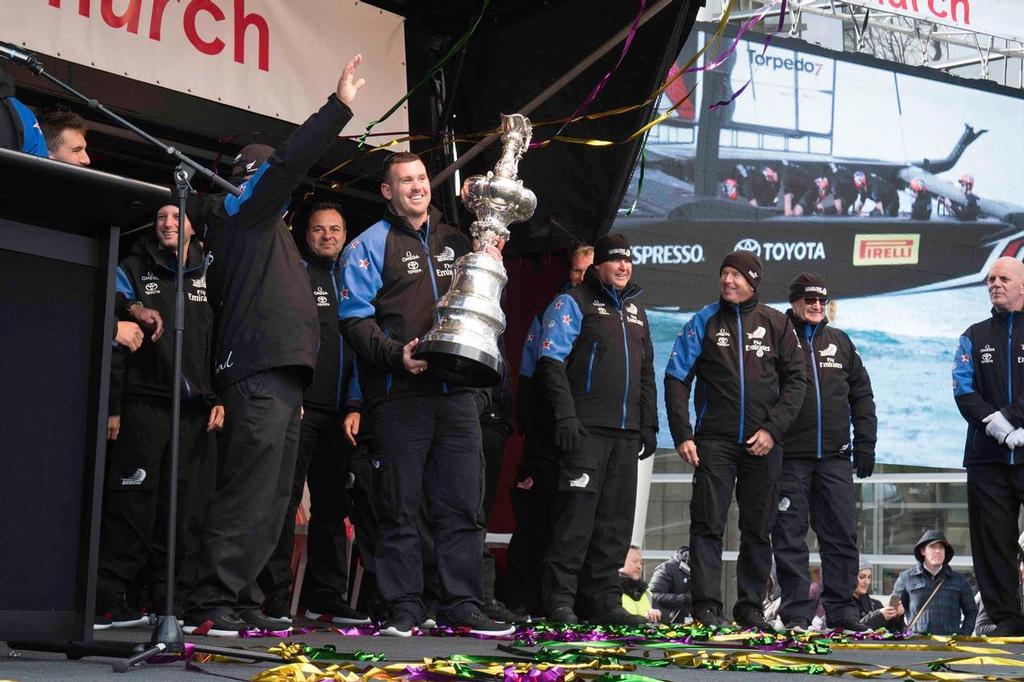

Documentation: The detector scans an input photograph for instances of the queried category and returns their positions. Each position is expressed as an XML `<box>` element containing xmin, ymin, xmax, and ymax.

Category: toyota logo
<box><xmin>735</xmin><ymin>238</ymin><xmax>761</xmax><ymax>256</ymax></box>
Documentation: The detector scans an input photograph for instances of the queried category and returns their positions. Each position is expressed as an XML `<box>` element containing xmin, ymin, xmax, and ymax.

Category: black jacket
<box><xmin>953</xmin><ymin>308</ymin><xmax>1024</xmax><ymax>466</ymax></box>
<box><xmin>856</xmin><ymin>593</ymin><xmax>905</xmax><ymax>631</ymax></box>
<box><xmin>301</xmin><ymin>248</ymin><xmax>359</xmax><ymax>413</ymax></box>
<box><xmin>534</xmin><ymin>267</ymin><xmax>657</xmax><ymax>433</ymax></box>
<box><xmin>649</xmin><ymin>548</ymin><xmax>691</xmax><ymax>620</ymax></box>
<box><xmin>664</xmin><ymin>296</ymin><xmax>805</xmax><ymax>446</ymax></box>
<box><xmin>195</xmin><ymin>94</ymin><xmax>354</xmax><ymax>391</ymax></box>
<box><xmin>113</xmin><ymin>233</ymin><xmax>215</xmax><ymax>406</ymax></box>
<box><xmin>338</xmin><ymin>205</ymin><xmax>471</xmax><ymax>407</ymax></box>
<box><xmin>783</xmin><ymin>312</ymin><xmax>876</xmax><ymax>459</ymax></box>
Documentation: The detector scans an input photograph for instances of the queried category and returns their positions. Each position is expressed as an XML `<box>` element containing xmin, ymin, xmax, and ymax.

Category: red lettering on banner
<box><xmin>928</xmin><ymin>0</ymin><xmax>948</xmax><ymax>19</ymax></box>
<box><xmin>101</xmin><ymin>0</ymin><xmax>141</xmax><ymax>33</ymax></box>
<box><xmin>49</xmin><ymin>0</ymin><xmax>271</xmax><ymax>72</ymax></box>
<box><xmin>234</xmin><ymin>0</ymin><xmax>269</xmax><ymax>71</ymax></box>
<box><xmin>149</xmin><ymin>0</ymin><xmax>171</xmax><ymax>40</ymax></box>
<box><xmin>951</xmin><ymin>0</ymin><xmax>969</xmax><ymax>23</ymax></box>
<box><xmin>183</xmin><ymin>0</ymin><xmax>226</xmax><ymax>57</ymax></box>
<box><xmin>889</xmin><ymin>0</ymin><xmax>908</xmax><ymax>9</ymax></box>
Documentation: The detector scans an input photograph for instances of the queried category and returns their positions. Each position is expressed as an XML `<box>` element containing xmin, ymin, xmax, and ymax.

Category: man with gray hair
<box><xmin>954</xmin><ymin>256</ymin><xmax>1024</xmax><ymax>636</ymax></box>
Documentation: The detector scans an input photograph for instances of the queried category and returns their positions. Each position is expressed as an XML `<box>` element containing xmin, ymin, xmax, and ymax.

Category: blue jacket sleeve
<box><xmin>664</xmin><ymin>309</ymin><xmax>708</xmax><ymax>446</ymax></box>
<box><xmin>337</xmin><ymin>225</ymin><xmax>404</xmax><ymax>371</ymax></box>
<box><xmin>534</xmin><ymin>294</ymin><xmax>583</xmax><ymax>422</ymax></box>
<box><xmin>10</xmin><ymin>98</ymin><xmax>47</xmax><ymax>157</ymax></box>
<box><xmin>953</xmin><ymin>333</ymin><xmax>998</xmax><ymax>425</ymax></box>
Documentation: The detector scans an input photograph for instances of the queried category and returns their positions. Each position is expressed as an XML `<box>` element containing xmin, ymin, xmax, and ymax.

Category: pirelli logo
<box><xmin>853</xmin><ymin>234</ymin><xmax>920</xmax><ymax>266</ymax></box>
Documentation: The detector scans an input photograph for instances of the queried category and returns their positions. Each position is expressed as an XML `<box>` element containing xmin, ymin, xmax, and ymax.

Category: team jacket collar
<box><xmin>991</xmin><ymin>306</ymin><xmax>1024</xmax><ymax>328</ymax></box>
<box><xmin>719</xmin><ymin>294</ymin><xmax>758</xmax><ymax>315</ymax></box>
<box><xmin>384</xmin><ymin>203</ymin><xmax>444</xmax><ymax>236</ymax></box>
<box><xmin>581</xmin><ymin>266</ymin><xmax>642</xmax><ymax>308</ymax></box>
<box><xmin>137</xmin><ymin>232</ymin><xmax>204</xmax><ymax>273</ymax></box>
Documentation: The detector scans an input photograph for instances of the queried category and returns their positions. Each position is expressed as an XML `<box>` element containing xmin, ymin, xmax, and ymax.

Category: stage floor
<box><xmin>4</xmin><ymin>621</ymin><xmax>1024</xmax><ymax>681</ymax></box>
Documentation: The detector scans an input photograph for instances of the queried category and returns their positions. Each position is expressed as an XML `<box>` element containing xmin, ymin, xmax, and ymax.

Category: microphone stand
<box><xmin>2</xmin><ymin>47</ymin><xmax>291</xmax><ymax>674</ymax></box>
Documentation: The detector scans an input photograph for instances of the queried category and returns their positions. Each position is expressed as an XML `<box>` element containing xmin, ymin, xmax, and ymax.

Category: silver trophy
<box><xmin>415</xmin><ymin>113</ymin><xmax>537</xmax><ymax>387</ymax></box>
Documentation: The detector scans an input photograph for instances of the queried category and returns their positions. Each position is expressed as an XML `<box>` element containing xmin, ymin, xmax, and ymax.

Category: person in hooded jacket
<box><xmin>181</xmin><ymin>55</ymin><xmax>365</xmax><ymax>637</ymax></box>
<box><xmin>255</xmin><ymin>200</ymin><xmax>368</xmax><ymax>626</ymax></box>
<box><xmin>534</xmin><ymin>233</ymin><xmax>658</xmax><ymax>626</ymax></box>
<box><xmin>772</xmin><ymin>273</ymin><xmax>876</xmax><ymax>632</ymax></box>
<box><xmin>664</xmin><ymin>250</ymin><xmax>805</xmax><ymax>630</ymax></box>
<box><xmin>620</xmin><ymin>545</ymin><xmax>661</xmax><ymax>623</ymax></box>
<box><xmin>893</xmin><ymin>531</ymin><xmax>976</xmax><ymax>635</ymax></box>
<box><xmin>649</xmin><ymin>544</ymin><xmax>692</xmax><ymax>624</ymax></box>
<box><xmin>954</xmin><ymin>256</ymin><xmax>1024</xmax><ymax>636</ymax></box>
<box><xmin>95</xmin><ymin>202</ymin><xmax>221</xmax><ymax>629</ymax></box>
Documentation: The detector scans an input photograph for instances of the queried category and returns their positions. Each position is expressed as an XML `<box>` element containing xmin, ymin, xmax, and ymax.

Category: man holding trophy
<box><xmin>338</xmin><ymin>150</ymin><xmax>514</xmax><ymax>637</ymax></box>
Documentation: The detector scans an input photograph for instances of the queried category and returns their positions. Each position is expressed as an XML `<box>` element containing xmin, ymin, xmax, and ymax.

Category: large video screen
<box><xmin>614</xmin><ymin>25</ymin><xmax>1024</xmax><ymax>469</ymax></box>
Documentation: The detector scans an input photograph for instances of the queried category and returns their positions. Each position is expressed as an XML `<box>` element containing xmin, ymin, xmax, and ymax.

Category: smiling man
<box><xmin>953</xmin><ymin>256</ymin><xmax>1024</xmax><ymax>636</ymax></box>
<box><xmin>664</xmin><ymin>250</ymin><xmax>805</xmax><ymax>631</ymax></box>
<box><xmin>338</xmin><ymin>152</ymin><xmax>512</xmax><ymax>638</ymax></box>
<box><xmin>771</xmin><ymin>273</ymin><xmax>876</xmax><ymax>633</ymax></box>
<box><xmin>533</xmin><ymin>233</ymin><xmax>657</xmax><ymax>626</ymax></box>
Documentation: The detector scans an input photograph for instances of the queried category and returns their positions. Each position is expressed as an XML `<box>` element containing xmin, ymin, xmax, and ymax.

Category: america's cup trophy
<box><xmin>415</xmin><ymin>113</ymin><xmax>537</xmax><ymax>387</ymax></box>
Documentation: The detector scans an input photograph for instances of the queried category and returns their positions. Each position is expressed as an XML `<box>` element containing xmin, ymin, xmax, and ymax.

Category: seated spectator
<box><xmin>893</xmin><ymin>530</ymin><xmax>977</xmax><ymax>635</ymax></box>
<box><xmin>620</xmin><ymin>546</ymin><xmax>660</xmax><ymax>624</ymax></box>
<box><xmin>649</xmin><ymin>545</ymin><xmax>691</xmax><ymax>624</ymax></box>
<box><xmin>855</xmin><ymin>562</ymin><xmax>904</xmax><ymax>631</ymax></box>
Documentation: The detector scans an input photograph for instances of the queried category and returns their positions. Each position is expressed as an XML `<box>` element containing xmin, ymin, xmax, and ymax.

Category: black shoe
<box><xmin>694</xmin><ymin>607</ymin><xmax>730</xmax><ymax>628</ymax></box>
<box><xmin>95</xmin><ymin>602</ymin><xmax>149</xmax><ymax>630</ymax></box>
<box><xmin>480</xmin><ymin>598</ymin><xmax>524</xmax><ymax>623</ymax></box>
<box><xmin>589</xmin><ymin>607</ymin><xmax>648</xmax><ymax>626</ymax></box>
<box><xmin>380</xmin><ymin>610</ymin><xmax>417</xmax><ymax>638</ymax></box>
<box><xmin>783</xmin><ymin>616</ymin><xmax>813</xmax><ymax>633</ymax></box>
<box><xmin>505</xmin><ymin>603</ymin><xmax>533</xmax><ymax>622</ymax></box>
<box><xmin>830</xmin><ymin>619</ymin><xmax>869</xmax><ymax>633</ymax></box>
<box><xmin>545</xmin><ymin>606</ymin><xmax>579</xmax><ymax>624</ymax></box>
<box><xmin>182</xmin><ymin>609</ymin><xmax>249</xmax><ymax>637</ymax></box>
<box><xmin>238</xmin><ymin>607</ymin><xmax>293</xmax><ymax>633</ymax></box>
<box><xmin>439</xmin><ymin>607</ymin><xmax>516</xmax><ymax>636</ymax></box>
<box><xmin>992</xmin><ymin>618</ymin><xmax>1024</xmax><ymax>637</ymax></box>
<box><xmin>263</xmin><ymin>592</ymin><xmax>292</xmax><ymax>621</ymax></box>
<box><xmin>735</xmin><ymin>606</ymin><xmax>774</xmax><ymax>631</ymax></box>
<box><xmin>304</xmin><ymin>597</ymin><xmax>371</xmax><ymax>625</ymax></box>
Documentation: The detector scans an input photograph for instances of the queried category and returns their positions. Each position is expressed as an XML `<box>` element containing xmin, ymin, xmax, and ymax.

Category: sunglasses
<box><xmin>802</xmin><ymin>297</ymin><xmax>829</xmax><ymax>306</ymax></box>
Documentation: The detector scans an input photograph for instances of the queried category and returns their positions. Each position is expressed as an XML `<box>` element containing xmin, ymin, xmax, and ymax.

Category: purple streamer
<box><xmin>531</xmin><ymin>0</ymin><xmax>647</xmax><ymax>148</ymax></box>
<box><xmin>704</xmin><ymin>0</ymin><xmax>788</xmax><ymax>110</ymax></box>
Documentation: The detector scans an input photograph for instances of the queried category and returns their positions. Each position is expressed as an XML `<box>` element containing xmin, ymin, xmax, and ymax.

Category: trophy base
<box><xmin>414</xmin><ymin>339</ymin><xmax>503</xmax><ymax>388</ymax></box>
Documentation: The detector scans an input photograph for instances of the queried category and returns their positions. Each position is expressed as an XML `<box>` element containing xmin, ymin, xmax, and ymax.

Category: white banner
<box><xmin>0</xmin><ymin>0</ymin><xmax>409</xmax><ymax>148</ymax></box>
<box><xmin>840</xmin><ymin>0</ymin><xmax>1024</xmax><ymax>43</ymax></box>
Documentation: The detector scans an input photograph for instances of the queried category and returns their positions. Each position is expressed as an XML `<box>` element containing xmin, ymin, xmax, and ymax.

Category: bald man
<box><xmin>953</xmin><ymin>256</ymin><xmax>1024</xmax><ymax>636</ymax></box>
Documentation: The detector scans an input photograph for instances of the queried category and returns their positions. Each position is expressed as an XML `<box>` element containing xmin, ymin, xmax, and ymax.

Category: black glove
<box><xmin>555</xmin><ymin>417</ymin><xmax>588</xmax><ymax>453</ymax></box>
<box><xmin>639</xmin><ymin>427</ymin><xmax>658</xmax><ymax>460</ymax></box>
<box><xmin>854</xmin><ymin>451</ymin><xmax>874</xmax><ymax>478</ymax></box>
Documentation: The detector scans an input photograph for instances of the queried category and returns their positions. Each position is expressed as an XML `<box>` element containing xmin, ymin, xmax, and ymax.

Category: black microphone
<box><xmin>0</xmin><ymin>42</ymin><xmax>44</xmax><ymax>75</ymax></box>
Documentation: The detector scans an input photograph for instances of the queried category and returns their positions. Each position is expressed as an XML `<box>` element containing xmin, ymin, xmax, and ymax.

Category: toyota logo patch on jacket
<box><xmin>664</xmin><ymin>296</ymin><xmax>805</xmax><ymax>446</ymax></box>
<box><xmin>337</xmin><ymin>205</ymin><xmax>470</xmax><ymax>407</ymax></box>
<box><xmin>953</xmin><ymin>308</ymin><xmax>1024</xmax><ymax>466</ymax></box>
<box><xmin>783</xmin><ymin>311</ymin><xmax>876</xmax><ymax>459</ymax></box>
<box><xmin>533</xmin><ymin>268</ymin><xmax>656</xmax><ymax>432</ymax></box>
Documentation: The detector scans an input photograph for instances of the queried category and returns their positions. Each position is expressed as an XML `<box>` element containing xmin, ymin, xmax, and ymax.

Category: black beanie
<box><xmin>594</xmin><ymin>233</ymin><xmax>632</xmax><ymax>265</ymax></box>
<box><xmin>231</xmin><ymin>143</ymin><xmax>275</xmax><ymax>178</ymax></box>
<box><xmin>720</xmin><ymin>250</ymin><xmax>762</xmax><ymax>290</ymax></box>
<box><xmin>789</xmin><ymin>272</ymin><xmax>829</xmax><ymax>302</ymax></box>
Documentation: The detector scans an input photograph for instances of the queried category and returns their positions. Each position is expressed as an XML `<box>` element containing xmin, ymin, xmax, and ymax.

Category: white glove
<box><xmin>984</xmin><ymin>411</ymin><xmax>1015</xmax><ymax>444</ymax></box>
<box><xmin>1006</xmin><ymin>428</ymin><xmax>1024</xmax><ymax>450</ymax></box>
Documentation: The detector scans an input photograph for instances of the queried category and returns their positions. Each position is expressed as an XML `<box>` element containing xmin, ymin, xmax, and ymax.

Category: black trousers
<box><xmin>541</xmin><ymin>431</ymin><xmax>638</xmax><ymax>616</ymax></box>
<box><xmin>772</xmin><ymin>456</ymin><xmax>859</xmax><ymax>624</ymax></box>
<box><xmin>185</xmin><ymin>367</ymin><xmax>303</xmax><ymax>613</ymax></box>
<box><xmin>689</xmin><ymin>438</ymin><xmax>781</xmax><ymax>617</ymax></box>
<box><xmin>257</xmin><ymin>406</ymin><xmax>353</xmax><ymax>605</ymax></box>
<box><xmin>96</xmin><ymin>400</ymin><xmax>211</xmax><ymax>610</ymax></box>
<box><xmin>505</xmin><ymin>433</ymin><xmax>559</xmax><ymax>612</ymax></box>
<box><xmin>968</xmin><ymin>463</ymin><xmax>1024</xmax><ymax>627</ymax></box>
<box><xmin>368</xmin><ymin>392</ymin><xmax>484</xmax><ymax>622</ymax></box>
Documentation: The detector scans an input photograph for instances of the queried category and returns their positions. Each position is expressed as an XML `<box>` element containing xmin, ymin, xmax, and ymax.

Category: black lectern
<box><xmin>0</xmin><ymin>148</ymin><xmax>167</xmax><ymax>640</ymax></box>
